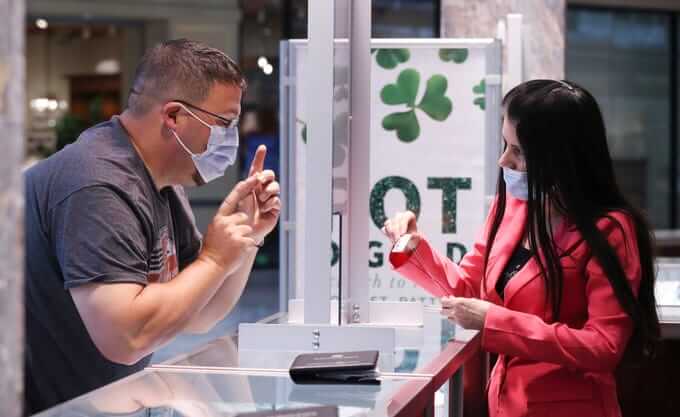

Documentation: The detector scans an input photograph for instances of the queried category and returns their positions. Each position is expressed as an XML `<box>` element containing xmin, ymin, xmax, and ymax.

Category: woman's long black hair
<box><xmin>483</xmin><ymin>79</ymin><xmax>660</xmax><ymax>361</ymax></box>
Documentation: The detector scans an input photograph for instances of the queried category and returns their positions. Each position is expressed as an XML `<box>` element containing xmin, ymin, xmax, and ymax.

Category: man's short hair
<box><xmin>127</xmin><ymin>39</ymin><xmax>246</xmax><ymax>115</ymax></box>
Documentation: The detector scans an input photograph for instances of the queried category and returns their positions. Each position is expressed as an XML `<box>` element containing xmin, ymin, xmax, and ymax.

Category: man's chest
<box><xmin>148</xmin><ymin>203</ymin><xmax>179</xmax><ymax>283</ymax></box>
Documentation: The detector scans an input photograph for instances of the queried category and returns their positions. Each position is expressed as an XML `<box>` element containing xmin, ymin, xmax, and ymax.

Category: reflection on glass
<box><xmin>567</xmin><ymin>8</ymin><xmax>671</xmax><ymax>227</ymax></box>
<box><xmin>36</xmin><ymin>370</ymin><xmax>254</xmax><ymax>417</ymax></box>
<box><xmin>36</xmin><ymin>370</ymin><xmax>424</xmax><ymax>417</ymax></box>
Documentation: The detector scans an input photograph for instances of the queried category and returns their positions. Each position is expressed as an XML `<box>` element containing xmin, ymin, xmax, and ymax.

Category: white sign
<box><xmin>282</xmin><ymin>40</ymin><xmax>501</xmax><ymax>305</ymax></box>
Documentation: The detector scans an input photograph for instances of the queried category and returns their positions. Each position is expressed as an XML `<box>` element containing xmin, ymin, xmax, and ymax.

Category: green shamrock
<box><xmin>382</xmin><ymin>111</ymin><xmax>420</xmax><ymax>142</ymax></box>
<box><xmin>373</xmin><ymin>48</ymin><xmax>411</xmax><ymax>69</ymax></box>
<box><xmin>418</xmin><ymin>75</ymin><xmax>452</xmax><ymax>121</ymax></box>
<box><xmin>473</xmin><ymin>79</ymin><xmax>485</xmax><ymax>110</ymax></box>
<box><xmin>380</xmin><ymin>69</ymin><xmax>453</xmax><ymax>142</ymax></box>
<box><xmin>333</xmin><ymin>112</ymin><xmax>349</xmax><ymax>167</ymax></box>
<box><xmin>439</xmin><ymin>48</ymin><xmax>469</xmax><ymax>64</ymax></box>
<box><xmin>380</xmin><ymin>69</ymin><xmax>420</xmax><ymax>107</ymax></box>
<box><xmin>298</xmin><ymin>113</ymin><xmax>348</xmax><ymax>152</ymax></box>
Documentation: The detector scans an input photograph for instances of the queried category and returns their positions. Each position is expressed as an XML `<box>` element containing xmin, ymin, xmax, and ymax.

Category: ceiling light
<box><xmin>95</xmin><ymin>59</ymin><xmax>120</xmax><ymax>74</ymax></box>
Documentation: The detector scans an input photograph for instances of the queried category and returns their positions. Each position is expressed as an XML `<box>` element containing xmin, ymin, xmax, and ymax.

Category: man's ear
<box><xmin>161</xmin><ymin>101</ymin><xmax>182</xmax><ymax>131</ymax></box>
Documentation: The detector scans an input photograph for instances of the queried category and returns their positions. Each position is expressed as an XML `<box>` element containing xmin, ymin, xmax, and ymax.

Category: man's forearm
<box><xmin>183</xmin><ymin>247</ymin><xmax>259</xmax><ymax>333</ymax></box>
<box><xmin>126</xmin><ymin>257</ymin><xmax>235</xmax><ymax>354</ymax></box>
<box><xmin>73</xmin><ymin>254</ymin><xmax>237</xmax><ymax>365</ymax></box>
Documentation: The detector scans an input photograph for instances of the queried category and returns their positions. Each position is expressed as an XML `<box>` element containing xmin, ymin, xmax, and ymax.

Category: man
<box><xmin>24</xmin><ymin>39</ymin><xmax>280</xmax><ymax>413</ymax></box>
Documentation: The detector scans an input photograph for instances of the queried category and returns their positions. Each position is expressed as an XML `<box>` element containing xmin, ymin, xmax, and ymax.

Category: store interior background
<box><xmin>21</xmin><ymin>0</ymin><xmax>680</xmax><ymax>361</ymax></box>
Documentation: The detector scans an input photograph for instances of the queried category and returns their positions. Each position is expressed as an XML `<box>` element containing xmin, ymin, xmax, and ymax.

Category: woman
<box><xmin>383</xmin><ymin>79</ymin><xmax>660</xmax><ymax>417</ymax></box>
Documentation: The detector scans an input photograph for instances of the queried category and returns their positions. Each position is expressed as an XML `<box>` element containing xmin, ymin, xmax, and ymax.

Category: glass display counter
<box><xmin>656</xmin><ymin>259</ymin><xmax>680</xmax><ymax>339</ymax></box>
<box><xmin>33</xmin><ymin>367</ymin><xmax>432</xmax><ymax>417</ymax></box>
<box><xmin>153</xmin><ymin>311</ymin><xmax>481</xmax><ymax>417</ymax></box>
<box><xmin>33</xmin><ymin>311</ymin><xmax>480</xmax><ymax>417</ymax></box>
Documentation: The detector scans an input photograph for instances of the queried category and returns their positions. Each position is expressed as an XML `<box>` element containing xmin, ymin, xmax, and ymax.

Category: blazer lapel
<box><xmin>502</xmin><ymin>257</ymin><xmax>542</xmax><ymax>306</ymax></box>
<box><xmin>503</xmin><ymin>215</ymin><xmax>570</xmax><ymax>306</ymax></box>
<box><xmin>484</xmin><ymin>197</ymin><xmax>527</xmax><ymax>302</ymax></box>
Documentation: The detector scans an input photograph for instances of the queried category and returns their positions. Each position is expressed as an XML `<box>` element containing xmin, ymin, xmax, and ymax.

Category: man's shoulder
<box><xmin>26</xmin><ymin>118</ymin><xmax>150</xmax><ymax>205</ymax></box>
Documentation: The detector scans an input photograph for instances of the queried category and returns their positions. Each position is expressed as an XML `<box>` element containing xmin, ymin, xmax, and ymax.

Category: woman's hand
<box><xmin>382</xmin><ymin>211</ymin><xmax>419</xmax><ymax>244</ymax></box>
<box><xmin>440</xmin><ymin>296</ymin><xmax>492</xmax><ymax>330</ymax></box>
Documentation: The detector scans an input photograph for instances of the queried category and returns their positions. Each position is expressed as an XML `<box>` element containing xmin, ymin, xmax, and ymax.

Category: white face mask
<box><xmin>502</xmin><ymin>166</ymin><xmax>528</xmax><ymax>201</ymax></box>
<box><xmin>172</xmin><ymin>104</ymin><xmax>239</xmax><ymax>184</ymax></box>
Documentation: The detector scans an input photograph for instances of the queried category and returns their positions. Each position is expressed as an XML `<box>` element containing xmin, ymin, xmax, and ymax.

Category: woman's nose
<box><xmin>498</xmin><ymin>149</ymin><xmax>513</xmax><ymax>169</ymax></box>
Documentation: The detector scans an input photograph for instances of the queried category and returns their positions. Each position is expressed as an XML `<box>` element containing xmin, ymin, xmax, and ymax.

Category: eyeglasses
<box><xmin>173</xmin><ymin>99</ymin><xmax>239</xmax><ymax>129</ymax></box>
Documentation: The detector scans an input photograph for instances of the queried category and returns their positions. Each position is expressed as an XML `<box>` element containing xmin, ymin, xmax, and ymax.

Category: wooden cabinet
<box><xmin>67</xmin><ymin>73</ymin><xmax>121</xmax><ymax>122</ymax></box>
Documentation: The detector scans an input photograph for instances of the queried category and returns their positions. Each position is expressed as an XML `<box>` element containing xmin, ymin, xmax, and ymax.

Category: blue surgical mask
<box><xmin>172</xmin><ymin>105</ymin><xmax>239</xmax><ymax>184</ymax></box>
<box><xmin>502</xmin><ymin>167</ymin><xmax>528</xmax><ymax>201</ymax></box>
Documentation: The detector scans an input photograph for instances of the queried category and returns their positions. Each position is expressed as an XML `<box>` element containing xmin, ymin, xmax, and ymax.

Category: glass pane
<box><xmin>332</xmin><ymin>2</ymin><xmax>352</xmax><ymax>302</ymax></box>
<box><xmin>566</xmin><ymin>8</ymin><xmax>671</xmax><ymax>228</ymax></box>
<box><xmin>287</xmin><ymin>1</ymin><xmax>345</xmax><ymax>315</ymax></box>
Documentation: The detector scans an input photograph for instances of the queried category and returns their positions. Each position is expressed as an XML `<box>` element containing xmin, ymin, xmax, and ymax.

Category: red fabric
<box><xmin>392</xmin><ymin>196</ymin><xmax>641</xmax><ymax>417</ymax></box>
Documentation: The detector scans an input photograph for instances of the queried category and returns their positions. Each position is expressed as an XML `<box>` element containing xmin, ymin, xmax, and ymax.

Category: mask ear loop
<box><xmin>170</xmin><ymin>103</ymin><xmax>215</xmax><ymax>158</ymax></box>
<box><xmin>171</xmin><ymin>129</ymin><xmax>198</xmax><ymax>157</ymax></box>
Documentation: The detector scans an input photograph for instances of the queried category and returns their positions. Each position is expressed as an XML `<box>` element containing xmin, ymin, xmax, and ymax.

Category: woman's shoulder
<box><xmin>560</xmin><ymin>209</ymin><xmax>640</xmax><ymax>263</ymax></box>
<box><xmin>594</xmin><ymin>209</ymin><xmax>637</xmax><ymax>240</ymax></box>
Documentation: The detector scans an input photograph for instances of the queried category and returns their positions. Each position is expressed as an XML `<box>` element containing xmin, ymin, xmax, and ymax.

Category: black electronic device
<box><xmin>289</xmin><ymin>350</ymin><xmax>380</xmax><ymax>384</ymax></box>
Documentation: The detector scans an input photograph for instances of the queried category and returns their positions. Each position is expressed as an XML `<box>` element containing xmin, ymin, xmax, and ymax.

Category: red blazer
<box><xmin>392</xmin><ymin>196</ymin><xmax>641</xmax><ymax>417</ymax></box>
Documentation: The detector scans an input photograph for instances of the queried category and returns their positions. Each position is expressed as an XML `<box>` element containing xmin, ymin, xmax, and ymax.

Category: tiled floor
<box><xmin>152</xmin><ymin>269</ymin><xmax>280</xmax><ymax>364</ymax></box>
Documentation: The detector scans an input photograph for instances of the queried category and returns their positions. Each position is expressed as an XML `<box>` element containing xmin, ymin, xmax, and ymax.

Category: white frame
<box><xmin>302</xmin><ymin>0</ymin><xmax>335</xmax><ymax>324</ymax></box>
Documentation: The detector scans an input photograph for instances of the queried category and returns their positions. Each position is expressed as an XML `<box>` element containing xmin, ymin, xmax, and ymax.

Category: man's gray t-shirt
<box><xmin>24</xmin><ymin>116</ymin><xmax>202</xmax><ymax>414</ymax></box>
